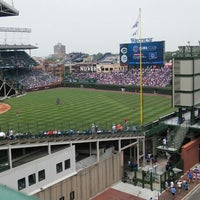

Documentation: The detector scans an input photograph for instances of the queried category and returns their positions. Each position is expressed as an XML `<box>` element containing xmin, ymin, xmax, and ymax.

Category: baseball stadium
<box><xmin>0</xmin><ymin>1</ymin><xmax>200</xmax><ymax>200</ymax></box>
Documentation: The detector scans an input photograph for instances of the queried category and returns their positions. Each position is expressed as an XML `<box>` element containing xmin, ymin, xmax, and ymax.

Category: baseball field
<box><xmin>0</xmin><ymin>87</ymin><xmax>175</xmax><ymax>134</ymax></box>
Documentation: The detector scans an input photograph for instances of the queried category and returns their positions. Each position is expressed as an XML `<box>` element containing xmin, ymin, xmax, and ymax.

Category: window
<box><xmin>38</xmin><ymin>169</ymin><xmax>45</xmax><ymax>182</ymax></box>
<box><xmin>18</xmin><ymin>177</ymin><xmax>26</xmax><ymax>190</ymax></box>
<box><xmin>64</xmin><ymin>159</ymin><xmax>71</xmax><ymax>170</ymax></box>
<box><xmin>56</xmin><ymin>162</ymin><xmax>63</xmax><ymax>173</ymax></box>
<box><xmin>70</xmin><ymin>191</ymin><xmax>75</xmax><ymax>200</ymax></box>
<box><xmin>28</xmin><ymin>173</ymin><xmax>36</xmax><ymax>186</ymax></box>
<box><xmin>59</xmin><ymin>197</ymin><xmax>65</xmax><ymax>200</ymax></box>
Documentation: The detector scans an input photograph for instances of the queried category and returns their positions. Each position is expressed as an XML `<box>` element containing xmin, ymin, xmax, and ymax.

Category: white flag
<box><xmin>132</xmin><ymin>21</ymin><xmax>139</xmax><ymax>29</ymax></box>
<box><xmin>132</xmin><ymin>30</ymin><xmax>138</xmax><ymax>36</ymax></box>
<box><xmin>131</xmin><ymin>12</ymin><xmax>140</xmax><ymax>37</ymax></box>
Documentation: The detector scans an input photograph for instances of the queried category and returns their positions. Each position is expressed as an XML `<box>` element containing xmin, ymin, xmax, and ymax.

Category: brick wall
<box><xmin>181</xmin><ymin>137</ymin><xmax>200</xmax><ymax>172</ymax></box>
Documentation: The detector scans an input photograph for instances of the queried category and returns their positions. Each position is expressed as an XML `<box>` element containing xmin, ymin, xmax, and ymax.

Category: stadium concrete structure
<box><xmin>0</xmin><ymin>3</ymin><xmax>145</xmax><ymax>200</ymax></box>
<box><xmin>0</xmin><ymin>0</ymin><xmax>18</xmax><ymax>16</ymax></box>
<box><xmin>0</xmin><ymin>1</ymin><xmax>38</xmax><ymax>100</ymax></box>
<box><xmin>0</xmin><ymin>1</ymin><xmax>200</xmax><ymax>200</ymax></box>
<box><xmin>0</xmin><ymin>1</ymin><xmax>39</xmax><ymax>200</ymax></box>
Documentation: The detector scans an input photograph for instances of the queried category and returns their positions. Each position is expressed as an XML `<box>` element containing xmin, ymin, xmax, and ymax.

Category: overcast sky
<box><xmin>0</xmin><ymin>0</ymin><xmax>200</xmax><ymax>57</ymax></box>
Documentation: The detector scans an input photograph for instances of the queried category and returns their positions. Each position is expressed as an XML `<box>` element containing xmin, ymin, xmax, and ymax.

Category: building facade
<box><xmin>54</xmin><ymin>43</ymin><xmax>66</xmax><ymax>59</ymax></box>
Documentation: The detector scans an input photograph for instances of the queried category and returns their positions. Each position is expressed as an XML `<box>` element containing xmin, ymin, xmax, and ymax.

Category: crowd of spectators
<box><xmin>0</xmin><ymin>50</ymin><xmax>62</xmax><ymax>91</ymax></box>
<box><xmin>2</xmin><ymin>64</ymin><xmax>172</xmax><ymax>91</ymax></box>
<box><xmin>0</xmin><ymin>51</ymin><xmax>37</xmax><ymax>68</ymax></box>
<box><xmin>18</xmin><ymin>69</ymin><xmax>60</xmax><ymax>90</ymax></box>
<box><xmin>3</xmin><ymin>68</ymin><xmax>61</xmax><ymax>90</ymax></box>
<box><xmin>68</xmin><ymin>65</ymin><xmax>172</xmax><ymax>87</ymax></box>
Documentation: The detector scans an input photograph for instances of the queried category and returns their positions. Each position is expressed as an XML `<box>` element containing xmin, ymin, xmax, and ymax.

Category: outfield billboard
<box><xmin>120</xmin><ymin>41</ymin><xmax>165</xmax><ymax>66</ymax></box>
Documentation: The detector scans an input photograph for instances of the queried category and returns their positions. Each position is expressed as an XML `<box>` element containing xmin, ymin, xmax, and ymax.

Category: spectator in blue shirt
<box><xmin>171</xmin><ymin>186</ymin><xmax>176</xmax><ymax>199</ymax></box>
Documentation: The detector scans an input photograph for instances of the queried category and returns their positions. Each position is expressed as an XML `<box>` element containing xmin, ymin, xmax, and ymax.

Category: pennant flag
<box><xmin>131</xmin><ymin>12</ymin><xmax>140</xmax><ymax>38</ymax></box>
<box><xmin>132</xmin><ymin>30</ymin><xmax>138</xmax><ymax>36</ymax></box>
<box><xmin>132</xmin><ymin>21</ymin><xmax>139</xmax><ymax>29</ymax></box>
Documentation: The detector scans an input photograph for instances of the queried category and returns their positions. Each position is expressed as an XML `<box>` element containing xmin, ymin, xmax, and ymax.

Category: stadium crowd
<box><xmin>1</xmin><ymin>65</ymin><xmax>172</xmax><ymax>91</ymax></box>
<box><xmin>17</xmin><ymin>69</ymin><xmax>60</xmax><ymax>90</ymax></box>
<box><xmin>3</xmin><ymin>68</ymin><xmax>61</xmax><ymax>90</ymax></box>
<box><xmin>0</xmin><ymin>51</ymin><xmax>37</xmax><ymax>68</ymax></box>
<box><xmin>69</xmin><ymin>65</ymin><xmax>172</xmax><ymax>87</ymax></box>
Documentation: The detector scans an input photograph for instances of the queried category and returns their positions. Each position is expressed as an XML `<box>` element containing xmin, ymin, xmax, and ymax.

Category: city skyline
<box><xmin>0</xmin><ymin>0</ymin><xmax>200</xmax><ymax>57</ymax></box>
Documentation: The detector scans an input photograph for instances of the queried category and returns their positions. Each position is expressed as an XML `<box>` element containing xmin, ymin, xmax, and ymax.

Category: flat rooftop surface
<box><xmin>91</xmin><ymin>187</ymin><xmax>145</xmax><ymax>200</ymax></box>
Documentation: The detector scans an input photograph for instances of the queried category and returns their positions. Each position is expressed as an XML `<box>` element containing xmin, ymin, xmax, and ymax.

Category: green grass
<box><xmin>0</xmin><ymin>88</ymin><xmax>175</xmax><ymax>133</ymax></box>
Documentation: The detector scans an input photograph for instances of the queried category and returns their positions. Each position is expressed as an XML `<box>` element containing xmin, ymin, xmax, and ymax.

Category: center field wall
<box><xmin>61</xmin><ymin>82</ymin><xmax>172</xmax><ymax>95</ymax></box>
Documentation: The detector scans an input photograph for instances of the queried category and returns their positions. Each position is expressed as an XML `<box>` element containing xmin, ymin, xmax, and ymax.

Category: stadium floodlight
<box><xmin>0</xmin><ymin>27</ymin><xmax>31</xmax><ymax>33</ymax></box>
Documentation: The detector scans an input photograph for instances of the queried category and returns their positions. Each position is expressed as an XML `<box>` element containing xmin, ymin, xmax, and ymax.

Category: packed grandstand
<box><xmin>68</xmin><ymin>65</ymin><xmax>172</xmax><ymax>87</ymax></box>
<box><xmin>0</xmin><ymin>51</ymin><xmax>172</xmax><ymax>97</ymax></box>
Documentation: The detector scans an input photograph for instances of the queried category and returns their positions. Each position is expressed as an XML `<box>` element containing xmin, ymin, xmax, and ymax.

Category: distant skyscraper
<box><xmin>54</xmin><ymin>43</ymin><xmax>66</xmax><ymax>58</ymax></box>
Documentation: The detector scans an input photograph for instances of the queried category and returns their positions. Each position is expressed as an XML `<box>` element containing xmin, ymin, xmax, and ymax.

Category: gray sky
<box><xmin>1</xmin><ymin>0</ymin><xmax>200</xmax><ymax>57</ymax></box>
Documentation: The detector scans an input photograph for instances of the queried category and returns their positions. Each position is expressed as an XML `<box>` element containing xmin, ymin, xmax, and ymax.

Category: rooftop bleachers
<box><xmin>97</xmin><ymin>52</ymin><xmax>112</xmax><ymax>63</ymax></box>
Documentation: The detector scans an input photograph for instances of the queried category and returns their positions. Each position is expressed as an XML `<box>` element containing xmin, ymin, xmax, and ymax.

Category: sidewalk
<box><xmin>111</xmin><ymin>157</ymin><xmax>200</xmax><ymax>200</ymax></box>
<box><xmin>159</xmin><ymin>175</ymin><xmax>200</xmax><ymax>200</ymax></box>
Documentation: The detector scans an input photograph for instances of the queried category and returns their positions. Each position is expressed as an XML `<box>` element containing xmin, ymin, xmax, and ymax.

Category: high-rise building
<box><xmin>54</xmin><ymin>43</ymin><xmax>66</xmax><ymax>58</ymax></box>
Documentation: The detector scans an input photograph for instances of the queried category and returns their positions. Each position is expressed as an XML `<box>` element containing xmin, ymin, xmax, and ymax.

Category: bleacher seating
<box><xmin>67</xmin><ymin>65</ymin><xmax>172</xmax><ymax>88</ymax></box>
<box><xmin>0</xmin><ymin>51</ymin><xmax>37</xmax><ymax>68</ymax></box>
<box><xmin>3</xmin><ymin>68</ymin><xmax>60</xmax><ymax>90</ymax></box>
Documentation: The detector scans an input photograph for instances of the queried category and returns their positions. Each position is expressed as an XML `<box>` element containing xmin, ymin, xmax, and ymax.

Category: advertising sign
<box><xmin>120</xmin><ymin>41</ymin><xmax>165</xmax><ymax>66</ymax></box>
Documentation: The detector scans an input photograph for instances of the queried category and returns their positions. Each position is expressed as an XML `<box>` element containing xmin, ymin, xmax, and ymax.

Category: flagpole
<box><xmin>139</xmin><ymin>8</ymin><xmax>143</xmax><ymax>127</ymax></box>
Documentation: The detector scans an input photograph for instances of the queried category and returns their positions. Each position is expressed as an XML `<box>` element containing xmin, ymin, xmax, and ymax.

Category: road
<box><xmin>184</xmin><ymin>184</ymin><xmax>200</xmax><ymax>200</ymax></box>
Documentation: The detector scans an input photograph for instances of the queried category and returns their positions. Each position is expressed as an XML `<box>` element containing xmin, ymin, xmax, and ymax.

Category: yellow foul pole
<box><xmin>139</xmin><ymin>8</ymin><xmax>143</xmax><ymax>127</ymax></box>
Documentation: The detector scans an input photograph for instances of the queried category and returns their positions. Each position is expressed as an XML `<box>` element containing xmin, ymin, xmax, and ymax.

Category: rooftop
<box><xmin>0</xmin><ymin>0</ymin><xmax>19</xmax><ymax>17</ymax></box>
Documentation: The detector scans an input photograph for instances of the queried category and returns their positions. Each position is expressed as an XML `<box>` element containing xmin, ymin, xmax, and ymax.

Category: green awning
<box><xmin>0</xmin><ymin>185</ymin><xmax>38</xmax><ymax>200</ymax></box>
<box><xmin>145</xmin><ymin>123</ymin><xmax>168</xmax><ymax>137</ymax></box>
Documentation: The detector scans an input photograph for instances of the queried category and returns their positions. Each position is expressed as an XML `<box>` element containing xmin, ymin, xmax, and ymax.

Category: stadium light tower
<box><xmin>0</xmin><ymin>27</ymin><xmax>32</xmax><ymax>46</ymax></box>
<box><xmin>0</xmin><ymin>0</ymin><xmax>19</xmax><ymax>16</ymax></box>
<box><xmin>0</xmin><ymin>27</ymin><xmax>31</xmax><ymax>33</ymax></box>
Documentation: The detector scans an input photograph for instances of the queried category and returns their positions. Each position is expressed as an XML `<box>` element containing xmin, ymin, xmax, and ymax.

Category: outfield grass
<box><xmin>0</xmin><ymin>88</ymin><xmax>175</xmax><ymax>134</ymax></box>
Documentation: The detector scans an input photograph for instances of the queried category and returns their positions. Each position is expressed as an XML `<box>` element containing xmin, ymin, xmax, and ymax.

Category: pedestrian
<box><xmin>170</xmin><ymin>186</ymin><xmax>176</xmax><ymax>199</ymax></box>
<box><xmin>56</xmin><ymin>97</ymin><xmax>60</xmax><ymax>105</ymax></box>
<box><xmin>193</xmin><ymin>166</ymin><xmax>199</xmax><ymax>181</ymax></box>
<box><xmin>162</xmin><ymin>137</ymin><xmax>167</xmax><ymax>148</ymax></box>
<box><xmin>112</xmin><ymin>124</ymin><xmax>116</xmax><ymax>134</ymax></box>
<box><xmin>95</xmin><ymin>124</ymin><xmax>98</xmax><ymax>133</ymax></box>
<box><xmin>188</xmin><ymin>170</ymin><xmax>193</xmax><ymax>183</ymax></box>
<box><xmin>177</xmin><ymin>179</ymin><xmax>182</xmax><ymax>193</ymax></box>
<box><xmin>165</xmin><ymin>180</ymin><xmax>169</xmax><ymax>191</ymax></box>
<box><xmin>170</xmin><ymin>180</ymin><xmax>174</xmax><ymax>188</ymax></box>
<box><xmin>183</xmin><ymin>180</ymin><xmax>189</xmax><ymax>192</ymax></box>
<box><xmin>116</xmin><ymin>123</ymin><xmax>122</xmax><ymax>132</ymax></box>
<box><xmin>91</xmin><ymin>123</ymin><xmax>95</xmax><ymax>134</ymax></box>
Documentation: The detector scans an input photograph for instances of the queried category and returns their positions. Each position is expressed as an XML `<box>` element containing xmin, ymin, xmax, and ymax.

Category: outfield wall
<box><xmin>26</xmin><ymin>83</ymin><xmax>61</xmax><ymax>92</ymax></box>
<box><xmin>62</xmin><ymin>82</ymin><xmax>172</xmax><ymax>95</ymax></box>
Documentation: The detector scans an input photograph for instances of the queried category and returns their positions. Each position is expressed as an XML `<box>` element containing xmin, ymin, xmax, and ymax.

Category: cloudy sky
<box><xmin>0</xmin><ymin>0</ymin><xmax>200</xmax><ymax>57</ymax></box>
